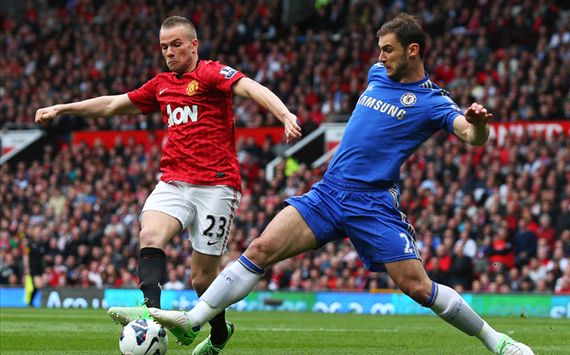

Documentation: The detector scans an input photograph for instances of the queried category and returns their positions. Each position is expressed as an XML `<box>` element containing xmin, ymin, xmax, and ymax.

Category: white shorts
<box><xmin>142</xmin><ymin>181</ymin><xmax>241</xmax><ymax>256</ymax></box>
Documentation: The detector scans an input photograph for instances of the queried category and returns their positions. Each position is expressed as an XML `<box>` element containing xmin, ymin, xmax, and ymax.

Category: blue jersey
<box><xmin>325</xmin><ymin>63</ymin><xmax>463</xmax><ymax>185</ymax></box>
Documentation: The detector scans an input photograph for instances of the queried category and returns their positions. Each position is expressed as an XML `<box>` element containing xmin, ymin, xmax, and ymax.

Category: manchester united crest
<box><xmin>186</xmin><ymin>80</ymin><xmax>199</xmax><ymax>96</ymax></box>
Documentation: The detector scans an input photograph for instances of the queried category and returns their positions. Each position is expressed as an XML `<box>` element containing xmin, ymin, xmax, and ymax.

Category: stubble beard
<box><xmin>388</xmin><ymin>57</ymin><xmax>409</xmax><ymax>82</ymax></box>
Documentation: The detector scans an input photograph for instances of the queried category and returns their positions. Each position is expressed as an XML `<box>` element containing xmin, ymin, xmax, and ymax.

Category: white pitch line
<box><xmin>231</xmin><ymin>327</ymin><xmax>401</xmax><ymax>333</ymax></box>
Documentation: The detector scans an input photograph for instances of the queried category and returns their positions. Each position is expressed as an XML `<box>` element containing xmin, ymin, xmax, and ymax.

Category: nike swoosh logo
<box><xmin>159</xmin><ymin>88</ymin><xmax>168</xmax><ymax>95</ymax></box>
<box><xmin>207</xmin><ymin>241</ymin><xmax>219</xmax><ymax>246</ymax></box>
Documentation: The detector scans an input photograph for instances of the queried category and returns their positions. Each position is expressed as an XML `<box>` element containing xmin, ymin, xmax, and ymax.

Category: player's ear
<box><xmin>191</xmin><ymin>38</ymin><xmax>199</xmax><ymax>52</ymax></box>
<box><xmin>408</xmin><ymin>43</ymin><xmax>420</xmax><ymax>58</ymax></box>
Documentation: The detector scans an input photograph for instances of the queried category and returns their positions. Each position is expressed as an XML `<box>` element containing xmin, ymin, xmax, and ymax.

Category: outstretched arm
<box><xmin>35</xmin><ymin>94</ymin><xmax>141</xmax><ymax>124</ymax></box>
<box><xmin>453</xmin><ymin>102</ymin><xmax>493</xmax><ymax>146</ymax></box>
<box><xmin>232</xmin><ymin>78</ymin><xmax>302</xmax><ymax>144</ymax></box>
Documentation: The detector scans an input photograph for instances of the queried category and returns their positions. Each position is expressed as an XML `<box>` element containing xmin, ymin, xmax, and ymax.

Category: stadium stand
<box><xmin>1</xmin><ymin>0</ymin><xmax>568</xmax><ymax>130</ymax></box>
<box><xmin>1</xmin><ymin>0</ymin><xmax>569</xmax><ymax>295</ymax></box>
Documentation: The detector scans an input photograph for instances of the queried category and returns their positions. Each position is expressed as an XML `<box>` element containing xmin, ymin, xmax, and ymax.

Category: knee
<box><xmin>400</xmin><ymin>280</ymin><xmax>432</xmax><ymax>305</ymax></box>
<box><xmin>139</xmin><ymin>228</ymin><xmax>163</xmax><ymax>248</ymax></box>
<box><xmin>246</xmin><ymin>237</ymin><xmax>277</xmax><ymax>267</ymax></box>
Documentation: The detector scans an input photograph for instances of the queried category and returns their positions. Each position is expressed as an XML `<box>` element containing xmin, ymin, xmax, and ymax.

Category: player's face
<box><xmin>160</xmin><ymin>25</ymin><xmax>198</xmax><ymax>74</ymax></box>
<box><xmin>378</xmin><ymin>33</ymin><xmax>409</xmax><ymax>82</ymax></box>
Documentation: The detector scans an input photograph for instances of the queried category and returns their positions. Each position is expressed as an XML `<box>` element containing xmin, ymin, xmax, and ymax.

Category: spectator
<box><xmin>536</xmin><ymin>213</ymin><xmax>557</xmax><ymax>249</ymax></box>
<box><xmin>426</xmin><ymin>257</ymin><xmax>449</xmax><ymax>285</ymax></box>
<box><xmin>454</xmin><ymin>229</ymin><xmax>477</xmax><ymax>259</ymax></box>
<box><xmin>449</xmin><ymin>243</ymin><xmax>474</xmax><ymax>291</ymax></box>
<box><xmin>489</xmin><ymin>227</ymin><xmax>515</xmax><ymax>270</ymax></box>
<box><xmin>163</xmin><ymin>269</ymin><xmax>185</xmax><ymax>290</ymax></box>
<box><xmin>514</xmin><ymin>218</ymin><xmax>538</xmax><ymax>267</ymax></box>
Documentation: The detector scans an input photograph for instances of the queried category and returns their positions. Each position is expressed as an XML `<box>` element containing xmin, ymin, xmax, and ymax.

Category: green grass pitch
<box><xmin>1</xmin><ymin>308</ymin><xmax>568</xmax><ymax>354</ymax></box>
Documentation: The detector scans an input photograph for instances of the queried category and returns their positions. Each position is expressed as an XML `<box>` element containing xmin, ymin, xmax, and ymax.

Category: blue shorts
<box><xmin>286</xmin><ymin>176</ymin><xmax>421</xmax><ymax>272</ymax></box>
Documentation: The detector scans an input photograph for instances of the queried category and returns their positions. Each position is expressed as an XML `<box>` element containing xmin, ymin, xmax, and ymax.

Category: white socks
<box><xmin>476</xmin><ymin>321</ymin><xmax>504</xmax><ymax>351</ymax></box>
<box><xmin>187</xmin><ymin>255</ymin><xmax>264</xmax><ymax>328</ymax></box>
<box><xmin>429</xmin><ymin>283</ymin><xmax>502</xmax><ymax>351</ymax></box>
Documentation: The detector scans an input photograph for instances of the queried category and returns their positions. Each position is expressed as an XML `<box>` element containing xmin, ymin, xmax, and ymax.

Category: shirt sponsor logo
<box><xmin>186</xmin><ymin>80</ymin><xmax>199</xmax><ymax>96</ymax></box>
<box><xmin>166</xmin><ymin>104</ymin><xmax>198</xmax><ymax>127</ymax></box>
<box><xmin>356</xmin><ymin>94</ymin><xmax>407</xmax><ymax>120</ymax></box>
<box><xmin>400</xmin><ymin>93</ymin><xmax>417</xmax><ymax>106</ymax></box>
<box><xmin>219</xmin><ymin>66</ymin><xmax>237</xmax><ymax>79</ymax></box>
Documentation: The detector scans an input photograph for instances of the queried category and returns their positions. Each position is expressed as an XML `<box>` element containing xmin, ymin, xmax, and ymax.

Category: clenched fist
<box><xmin>35</xmin><ymin>105</ymin><xmax>60</xmax><ymax>124</ymax></box>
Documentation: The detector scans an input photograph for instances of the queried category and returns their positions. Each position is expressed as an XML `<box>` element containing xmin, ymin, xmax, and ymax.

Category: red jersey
<box><xmin>128</xmin><ymin>60</ymin><xmax>245</xmax><ymax>191</ymax></box>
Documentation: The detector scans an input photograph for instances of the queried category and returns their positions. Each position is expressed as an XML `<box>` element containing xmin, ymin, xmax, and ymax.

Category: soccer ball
<box><xmin>119</xmin><ymin>319</ymin><xmax>168</xmax><ymax>355</ymax></box>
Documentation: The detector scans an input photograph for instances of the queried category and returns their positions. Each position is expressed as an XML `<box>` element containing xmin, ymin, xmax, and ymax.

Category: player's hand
<box><xmin>35</xmin><ymin>105</ymin><xmax>60</xmax><ymax>124</ymax></box>
<box><xmin>464</xmin><ymin>102</ymin><xmax>493</xmax><ymax>126</ymax></box>
<box><xmin>284</xmin><ymin>113</ymin><xmax>302</xmax><ymax>144</ymax></box>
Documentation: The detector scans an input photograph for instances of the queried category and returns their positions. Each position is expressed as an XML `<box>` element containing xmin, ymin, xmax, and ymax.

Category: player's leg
<box><xmin>190</xmin><ymin>252</ymin><xmax>233</xmax><ymax>354</ymax></box>
<box><xmin>385</xmin><ymin>254</ymin><xmax>533</xmax><ymax>354</ymax></box>
<box><xmin>108</xmin><ymin>210</ymin><xmax>182</xmax><ymax>325</ymax></box>
<box><xmin>150</xmin><ymin>205</ymin><xmax>319</xmax><ymax>343</ymax></box>
<box><xmin>183</xmin><ymin>184</ymin><xmax>240</xmax><ymax>353</ymax></box>
<box><xmin>386</xmin><ymin>260</ymin><xmax>487</xmax><ymax>336</ymax></box>
<box><xmin>344</xmin><ymin>186</ymin><xmax>533</xmax><ymax>354</ymax></box>
<box><xmin>138</xmin><ymin>210</ymin><xmax>182</xmax><ymax>307</ymax></box>
<box><xmin>109</xmin><ymin>181</ymin><xmax>189</xmax><ymax>325</ymax></box>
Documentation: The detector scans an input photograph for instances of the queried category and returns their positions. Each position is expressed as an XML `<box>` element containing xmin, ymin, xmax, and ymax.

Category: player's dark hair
<box><xmin>377</xmin><ymin>13</ymin><xmax>426</xmax><ymax>59</ymax></box>
<box><xmin>161</xmin><ymin>16</ymin><xmax>197</xmax><ymax>39</ymax></box>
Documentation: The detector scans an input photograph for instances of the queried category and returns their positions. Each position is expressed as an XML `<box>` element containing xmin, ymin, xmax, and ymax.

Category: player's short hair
<box><xmin>161</xmin><ymin>16</ymin><xmax>197</xmax><ymax>40</ymax></box>
<box><xmin>376</xmin><ymin>13</ymin><xmax>426</xmax><ymax>59</ymax></box>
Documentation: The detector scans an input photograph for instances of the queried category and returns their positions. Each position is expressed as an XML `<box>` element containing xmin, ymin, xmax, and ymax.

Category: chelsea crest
<box><xmin>400</xmin><ymin>93</ymin><xmax>416</xmax><ymax>106</ymax></box>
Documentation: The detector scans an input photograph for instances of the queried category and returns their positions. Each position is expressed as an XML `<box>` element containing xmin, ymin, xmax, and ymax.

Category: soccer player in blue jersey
<box><xmin>150</xmin><ymin>14</ymin><xmax>534</xmax><ymax>354</ymax></box>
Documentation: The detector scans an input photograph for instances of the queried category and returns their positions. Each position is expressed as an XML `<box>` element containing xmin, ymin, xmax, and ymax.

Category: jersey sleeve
<box><xmin>127</xmin><ymin>76</ymin><xmax>160</xmax><ymax>114</ymax></box>
<box><xmin>429</xmin><ymin>92</ymin><xmax>464</xmax><ymax>133</ymax></box>
<box><xmin>204</xmin><ymin>61</ymin><xmax>246</xmax><ymax>92</ymax></box>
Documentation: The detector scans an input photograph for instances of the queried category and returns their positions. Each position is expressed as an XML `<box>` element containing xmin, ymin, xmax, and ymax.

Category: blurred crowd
<box><xmin>1</xmin><ymin>0</ymin><xmax>569</xmax><ymax>295</ymax></box>
<box><xmin>1</xmin><ymin>130</ymin><xmax>569</xmax><ymax>294</ymax></box>
<box><xmin>1</xmin><ymin>0</ymin><xmax>568</xmax><ymax>132</ymax></box>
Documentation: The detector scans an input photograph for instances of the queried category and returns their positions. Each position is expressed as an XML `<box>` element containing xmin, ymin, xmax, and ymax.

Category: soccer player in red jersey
<box><xmin>36</xmin><ymin>16</ymin><xmax>301</xmax><ymax>354</ymax></box>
